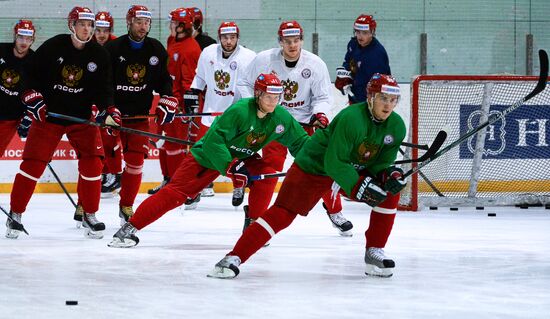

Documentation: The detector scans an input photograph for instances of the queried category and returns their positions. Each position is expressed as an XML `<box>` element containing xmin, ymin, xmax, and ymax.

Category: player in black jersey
<box><xmin>0</xmin><ymin>20</ymin><xmax>35</xmax><ymax>156</ymax></box>
<box><xmin>104</xmin><ymin>5</ymin><xmax>178</xmax><ymax>225</ymax></box>
<box><xmin>6</xmin><ymin>7</ymin><xmax>115</xmax><ymax>240</ymax></box>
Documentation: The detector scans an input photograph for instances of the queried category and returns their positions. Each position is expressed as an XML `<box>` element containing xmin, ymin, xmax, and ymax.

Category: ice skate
<box><xmin>5</xmin><ymin>211</ymin><xmax>24</xmax><ymax>239</ymax></box>
<box><xmin>207</xmin><ymin>255</ymin><xmax>241</xmax><ymax>279</ymax></box>
<box><xmin>73</xmin><ymin>204</ymin><xmax>84</xmax><ymax>228</ymax></box>
<box><xmin>232</xmin><ymin>187</ymin><xmax>244</xmax><ymax>206</ymax></box>
<box><xmin>82</xmin><ymin>212</ymin><xmax>105</xmax><ymax>239</ymax></box>
<box><xmin>324</xmin><ymin>203</ymin><xmax>353</xmax><ymax>237</ymax></box>
<box><xmin>101</xmin><ymin>173</ymin><xmax>121</xmax><ymax>198</ymax></box>
<box><xmin>147</xmin><ymin>176</ymin><xmax>169</xmax><ymax>195</ymax></box>
<box><xmin>364</xmin><ymin>247</ymin><xmax>395</xmax><ymax>278</ymax></box>
<box><xmin>108</xmin><ymin>222</ymin><xmax>139</xmax><ymax>248</ymax></box>
<box><xmin>119</xmin><ymin>205</ymin><xmax>134</xmax><ymax>226</ymax></box>
<box><xmin>201</xmin><ymin>182</ymin><xmax>215</xmax><ymax>197</ymax></box>
<box><xmin>184</xmin><ymin>193</ymin><xmax>201</xmax><ymax>210</ymax></box>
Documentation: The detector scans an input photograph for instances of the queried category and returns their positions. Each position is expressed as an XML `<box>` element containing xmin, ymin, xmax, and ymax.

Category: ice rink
<box><xmin>1</xmin><ymin>193</ymin><xmax>549</xmax><ymax>318</ymax></box>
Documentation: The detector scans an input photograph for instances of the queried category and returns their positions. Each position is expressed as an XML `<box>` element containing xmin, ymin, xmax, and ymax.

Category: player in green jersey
<box><xmin>108</xmin><ymin>73</ymin><xmax>309</xmax><ymax>248</ymax></box>
<box><xmin>209</xmin><ymin>73</ymin><xmax>407</xmax><ymax>279</ymax></box>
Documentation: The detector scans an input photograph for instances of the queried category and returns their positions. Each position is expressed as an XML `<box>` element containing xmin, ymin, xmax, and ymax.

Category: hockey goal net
<box><xmin>400</xmin><ymin>75</ymin><xmax>550</xmax><ymax>211</ymax></box>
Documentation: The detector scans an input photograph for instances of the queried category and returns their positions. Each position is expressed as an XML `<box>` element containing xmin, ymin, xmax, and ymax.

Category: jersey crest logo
<box><xmin>61</xmin><ymin>65</ymin><xmax>83</xmax><ymax>87</ymax></box>
<box><xmin>275</xmin><ymin>124</ymin><xmax>285</xmax><ymax>134</ymax></box>
<box><xmin>149</xmin><ymin>56</ymin><xmax>159</xmax><ymax>66</ymax></box>
<box><xmin>357</xmin><ymin>140</ymin><xmax>379</xmax><ymax>164</ymax></box>
<box><xmin>383</xmin><ymin>135</ymin><xmax>394</xmax><ymax>145</ymax></box>
<box><xmin>214</xmin><ymin>70</ymin><xmax>231</xmax><ymax>90</ymax></box>
<box><xmin>126</xmin><ymin>64</ymin><xmax>146</xmax><ymax>85</ymax></box>
<box><xmin>281</xmin><ymin>79</ymin><xmax>298</xmax><ymax>101</ymax></box>
<box><xmin>246</xmin><ymin>131</ymin><xmax>267</xmax><ymax>148</ymax></box>
<box><xmin>301</xmin><ymin>68</ymin><xmax>311</xmax><ymax>79</ymax></box>
<box><xmin>1</xmin><ymin>69</ymin><xmax>20</xmax><ymax>89</ymax></box>
<box><xmin>87</xmin><ymin>62</ymin><xmax>97</xmax><ymax>72</ymax></box>
<box><xmin>173</xmin><ymin>53</ymin><xmax>179</xmax><ymax>62</ymax></box>
<box><xmin>230</xmin><ymin>61</ymin><xmax>237</xmax><ymax>70</ymax></box>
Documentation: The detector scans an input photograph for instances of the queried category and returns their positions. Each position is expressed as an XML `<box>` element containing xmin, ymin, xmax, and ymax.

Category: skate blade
<box><xmin>365</xmin><ymin>264</ymin><xmax>393</xmax><ymax>278</ymax></box>
<box><xmin>84</xmin><ymin>229</ymin><xmax>104</xmax><ymax>239</ymax></box>
<box><xmin>100</xmin><ymin>192</ymin><xmax>116</xmax><ymax>199</ymax></box>
<box><xmin>5</xmin><ymin>229</ymin><xmax>21</xmax><ymax>239</ymax></box>
<box><xmin>201</xmin><ymin>189</ymin><xmax>215</xmax><ymax>197</ymax></box>
<box><xmin>108</xmin><ymin>237</ymin><xmax>137</xmax><ymax>248</ymax></box>
<box><xmin>75</xmin><ymin>221</ymin><xmax>82</xmax><ymax>229</ymax></box>
<box><xmin>184</xmin><ymin>203</ymin><xmax>198</xmax><ymax>210</ymax></box>
<box><xmin>338</xmin><ymin>229</ymin><xmax>353</xmax><ymax>237</ymax></box>
<box><xmin>206</xmin><ymin>266</ymin><xmax>237</xmax><ymax>279</ymax></box>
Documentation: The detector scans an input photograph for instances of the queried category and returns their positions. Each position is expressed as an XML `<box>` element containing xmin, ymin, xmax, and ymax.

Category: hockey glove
<box><xmin>17</xmin><ymin>115</ymin><xmax>33</xmax><ymax>138</ymax></box>
<box><xmin>183</xmin><ymin>89</ymin><xmax>200</xmax><ymax>114</ymax></box>
<box><xmin>380</xmin><ymin>166</ymin><xmax>407</xmax><ymax>195</ymax></box>
<box><xmin>156</xmin><ymin>95</ymin><xmax>178</xmax><ymax>125</ymax></box>
<box><xmin>96</xmin><ymin>106</ymin><xmax>122</xmax><ymax>136</ymax></box>
<box><xmin>22</xmin><ymin>90</ymin><xmax>47</xmax><ymax>122</ymax></box>
<box><xmin>309</xmin><ymin>112</ymin><xmax>329</xmax><ymax>129</ymax></box>
<box><xmin>351</xmin><ymin>176</ymin><xmax>387</xmax><ymax>207</ymax></box>
<box><xmin>226</xmin><ymin>159</ymin><xmax>250</xmax><ymax>189</ymax></box>
<box><xmin>335</xmin><ymin>67</ymin><xmax>353</xmax><ymax>96</ymax></box>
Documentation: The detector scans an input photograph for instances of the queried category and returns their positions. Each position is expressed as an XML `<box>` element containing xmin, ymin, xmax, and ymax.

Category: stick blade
<box><xmin>526</xmin><ymin>49</ymin><xmax>548</xmax><ymax>100</ymax></box>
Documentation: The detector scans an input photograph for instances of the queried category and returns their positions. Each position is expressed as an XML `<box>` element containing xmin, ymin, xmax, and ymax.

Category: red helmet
<box><xmin>218</xmin><ymin>21</ymin><xmax>239</xmax><ymax>38</ymax></box>
<box><xmin>169</xmin><ymin>7</ymin><xmax>194</xmax><ymax>30</ymax></box>
<box><xmin>67</xmin><ymin>6</ymin><xmax>95</xmax><ymax>31</ymax></box>
<box><xmin>366</xmin><ymin>73</ymin><xmax>400</xmax><ymax>97</ymax></box>
<box><xmin>190</xmin><ymin>7</ymin><xmax>203</xmax><ymax>29</ymax></box>
<box><xmin>14</xmin><ymin>19</ymin><xmax>35</xmax><ymax>38</ymax></box>
<box><xmin>278</xmin><ymin>20</ymin><xmax>303</xmax><ymax>39</ymax></box>
<box><xmin>126</xmin><ymin>5</ymin><xmax>152</xmax><ymax>25</ymax></box>
<box><xmin>95</xmin><ymin>11</ymin><xmax>114</xmax><ymax>30</ymax></box>
<box><xmin>254</xmin><ymin>73</ymin><xmax>283</xmax><ymax>95</ymax></box>
<box><xmin>354</xmin><ymin>14</ymin><xmax>376</xmax><ymax>34</ymax></box>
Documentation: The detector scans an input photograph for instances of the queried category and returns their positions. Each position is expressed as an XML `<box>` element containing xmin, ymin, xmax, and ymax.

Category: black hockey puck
<box><xmin>450</xmin><ymin>207</ymin><xmax>459</xmax><ymax>211</ymax></box>
<box><xmin>65</xmin><ymin>300</ymin><xmax>78</xmax><ymax>306</ymax></box>
<box><xmin>487</xmin><ymin>213</ymin><xmax>496</xmax><ymax>217</ymax></box>
<box><xmin>429</xmin><ymin>206</ymin><xmax>438</xmax><ymax>210</ymax></box>
<box><xmin>476</xmin><ymin>206</ymin><xmax>485</xmax><ymax>210</ymax></box>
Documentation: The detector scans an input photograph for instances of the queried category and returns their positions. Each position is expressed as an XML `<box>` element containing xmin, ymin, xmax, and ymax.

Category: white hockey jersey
<box><xmin>191</xmin><ymin>43</ymin><xmax>256</xmax><ymax>126</ymax></box>
<box><xmin>237</xmin><ymin>48</ymin><xmax>332</xmax><ymax>124</ymax></box>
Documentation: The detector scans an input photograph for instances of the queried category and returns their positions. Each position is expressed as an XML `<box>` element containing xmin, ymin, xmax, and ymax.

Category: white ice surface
<box><xmin>1</xmin><ymin>193</ymin><xmax>549</xmax><ymax>319</ymax></box>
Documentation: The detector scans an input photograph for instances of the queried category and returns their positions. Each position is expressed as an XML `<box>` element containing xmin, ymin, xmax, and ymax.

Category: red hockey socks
<box><xmin>129</xmin><ymin>187</ymin><xmax>186</xmax><ymax>230</ymax></box>
<box><xmin>77</xmin><ymin>156</ymin><xmax>102</xmax><ymax>213</ymax></box>
<box><xmin>247</xmin><ymin>177</ymin><xmax>278</xmax><ymax>220</ymax></box>
<box><xmin>230</xmin><ymin>205</ymin><xmax>297</xmax><ymax>263</ymax></box>
<box><xmin>119</xmin><ymin>151</ymin><xmax>144</xmax><ymax>207</ymax></box>
<box><xmin>10</xmin><ymin>159</ymin><xmax>47</xmax><ymax>213</ymax></box>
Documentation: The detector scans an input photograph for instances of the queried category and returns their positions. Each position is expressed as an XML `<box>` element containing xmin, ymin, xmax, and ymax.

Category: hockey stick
<box><xmin>398</xmin><ymin>148</ymin><xmax>445</xmax><ymax>197</ymax></box>
<box><xmin>250</xmin><ymin>172</ymin><xmax>287</xmax><ymax>181</ymax></box>
<box><xmin>122</xmin><ymin>112</ymin><xmax>223</xmax><ymax>120</ymax></box>
<box><xmin>47</xmin><ymin>163</ymin><xmax>77</xmax><ymax>209</ymax></box>
<box><xmin>0</xmin><ymin>205</ymin><xmax>29</xmax><ymax>236</ymax></box>
<box><xmin>402</xmin><ymin>49</ymin><xmax>548</xmax><ymax>180</ymax></box>
<box><xmin>47</xmin><ymin>112</ymin><xmax>194</xmax><ymax>146</ymax></box>
<box><xmin>394</xmin><ymin>130</ymin><xmax>447</xmax><ymax>164</ymax></box>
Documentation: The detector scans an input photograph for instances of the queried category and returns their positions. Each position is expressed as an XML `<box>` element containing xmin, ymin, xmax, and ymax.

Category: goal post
<box><xmin>403</xmin><ymin>74</ymin><xmax>550</xmax><ymax>210</ymax></box>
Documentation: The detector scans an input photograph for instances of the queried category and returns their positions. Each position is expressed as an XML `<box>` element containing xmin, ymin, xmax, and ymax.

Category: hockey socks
<box><xmin>129</xmin><ymin>187</ymin><xmax>186</xmax><ymax>230</ymax></box>
<box><xmin>230</xmin><ymin>205</ymin><xmax>297</xmax><ymax>263</ymax></box>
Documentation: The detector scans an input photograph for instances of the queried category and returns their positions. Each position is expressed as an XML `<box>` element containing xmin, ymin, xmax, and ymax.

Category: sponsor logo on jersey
<box><xmin>173</xmin><ymin>53</ymin><xmax>179</xmax><ymax>62</ymax></box>
<box><xmin>301</xmin><ymin>68</ymin><xmax>311</xmax><ymax>79</ymax></box>
<box><xmin>127</xmin><ymin>64</ymin><xmax>146</xmax><ymax>85</ymax></box>
<box><xmin>0</xmin><ymin>58</ymin><xmax>5</xmax><ymax>64</ymax></box>
<box><xmin>53</xmin><ymin>84</ymin><xmax>84</xmax><ymax>93</ymax></box>
<box><xmin>57</xmin><ymin>57</ymin><xmax>64</xmax><ymax>64</ymax></box>
<box><xmin>149</xmin><ymin>56</ymin><xmax>159</xmax><ymax>66</ymax></box>
<box><xmin>61</xmin><ymin>65</ymin><xmax>83</xmax><ymax>87</ymax></box>
<box><xmin>119</xmin><ymin>56</ymin><xmax>126</xmax><ymax>62</ymax></box>
<box><xmin>281</xmin><ymin>79</ymin><xmax>298</xmax><ymax>101</ymax></box>
<box><xmin>116</xmin><ymin>84</ymin><xmax>148</xmax><ymax>92</ymax></box>
<box><xmin>229</xmin><ymin>144</ymin><xmax>255</xmax><ymax>156</ymax></box>
<box><xmin>275</xmin><ymin>124</ymin><xmax>285</xmax><ymax>134</ymax></box>
<box><xmin>214</xmin><ymin>89</ymin><xmax>234</xmax><ymax>97</ymax></box>
<box><xmin>230</xmin><ymin>61</ymin><xmax>237</xmax><ymax>70</ymax></box>
<box><xmin>383</xmin><ymin>134</ymin><xmax>394</xmax><ymax>145</ymax></box>
<box><xmin>214</xmin><ymin>70</ymin><xmax>231</xmax><ymax>90</ymax></box>
<box><xmin>246</xmin><ymin>131</ymin><xmax>267</xmax><ymax>147</ymax></box>
<box><xmin>357</xmin><ymin>140</ymin><xmax>379</xmax><ymax>164</ymax></box>
<box><xmin>1</xmin><ymin>69</ymin><xmax>20</xmax><ymax>89</ymax></box>
<box><xmin>87</xmin><ymin>62</ymin><xmax>97</xmax><ymax>72</ymax></box>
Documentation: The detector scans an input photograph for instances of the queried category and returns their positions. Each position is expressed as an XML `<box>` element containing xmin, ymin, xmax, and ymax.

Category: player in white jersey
<box><xmin>180</xmin><ymin>21</ymin><xmax>256</xmax><ymax>208</ymax></box>
<box><xmin>236</xmin><ymin>20</ymin><xmax>353</xmax><ymax>236</ymax></box>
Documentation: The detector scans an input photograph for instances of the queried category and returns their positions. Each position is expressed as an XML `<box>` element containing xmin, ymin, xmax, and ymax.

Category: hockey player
<box><xmin>93</xmin><ymin>11</ymin><xmax>122</xmax><ymax>197</ymax></box>
<box><xmin>335</xmin><ymin>14</ymin><xmax>390</xmax><ymax>104</ymax></box>
<box><xmin>102</xmin><ymin>4</ymin><xmax>178</xmax><ymax>227</ymax></box>
<box><xmin>0</xmin><ymin>20</ymin><xmax>35</xmax><ymax>156</ymax></box>
<box><xmin>147</xmin><ymin>8</ymin><xmax>201</xmax><ymax>198</ymax></box>
<box><xmin>6</xmin><ymin>7</ymin><xmax>114</xmax><ymax>239</ymax></box>
<box><xmin>209</xmin><ymin>74</ymin><xmax>407</xmax><ymax>279</ymax></box>
<box><xmin>189</xmin><ymin>7</ymin><xmax>216</xmax><ymax>50</ymax></box>
<box><xmin>183</xmin><ymin>21</ymin><xmax>256</xmax><ymax>208</ymax></box>
<box><xmin>237</xmin><ymin>20</ymin><xmax>352</xmax><ymax>236</ymax></box>
<box><xmin>108</xmin><ymin>74</ymin><xmax>308</xmax><ymax>248</ymax></box>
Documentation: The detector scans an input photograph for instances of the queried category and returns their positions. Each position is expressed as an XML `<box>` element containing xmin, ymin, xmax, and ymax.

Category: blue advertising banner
<box><xmin>459</xmin><ymin>105</ymin><xmax>550</xmax><ymax>159</ymax></box>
